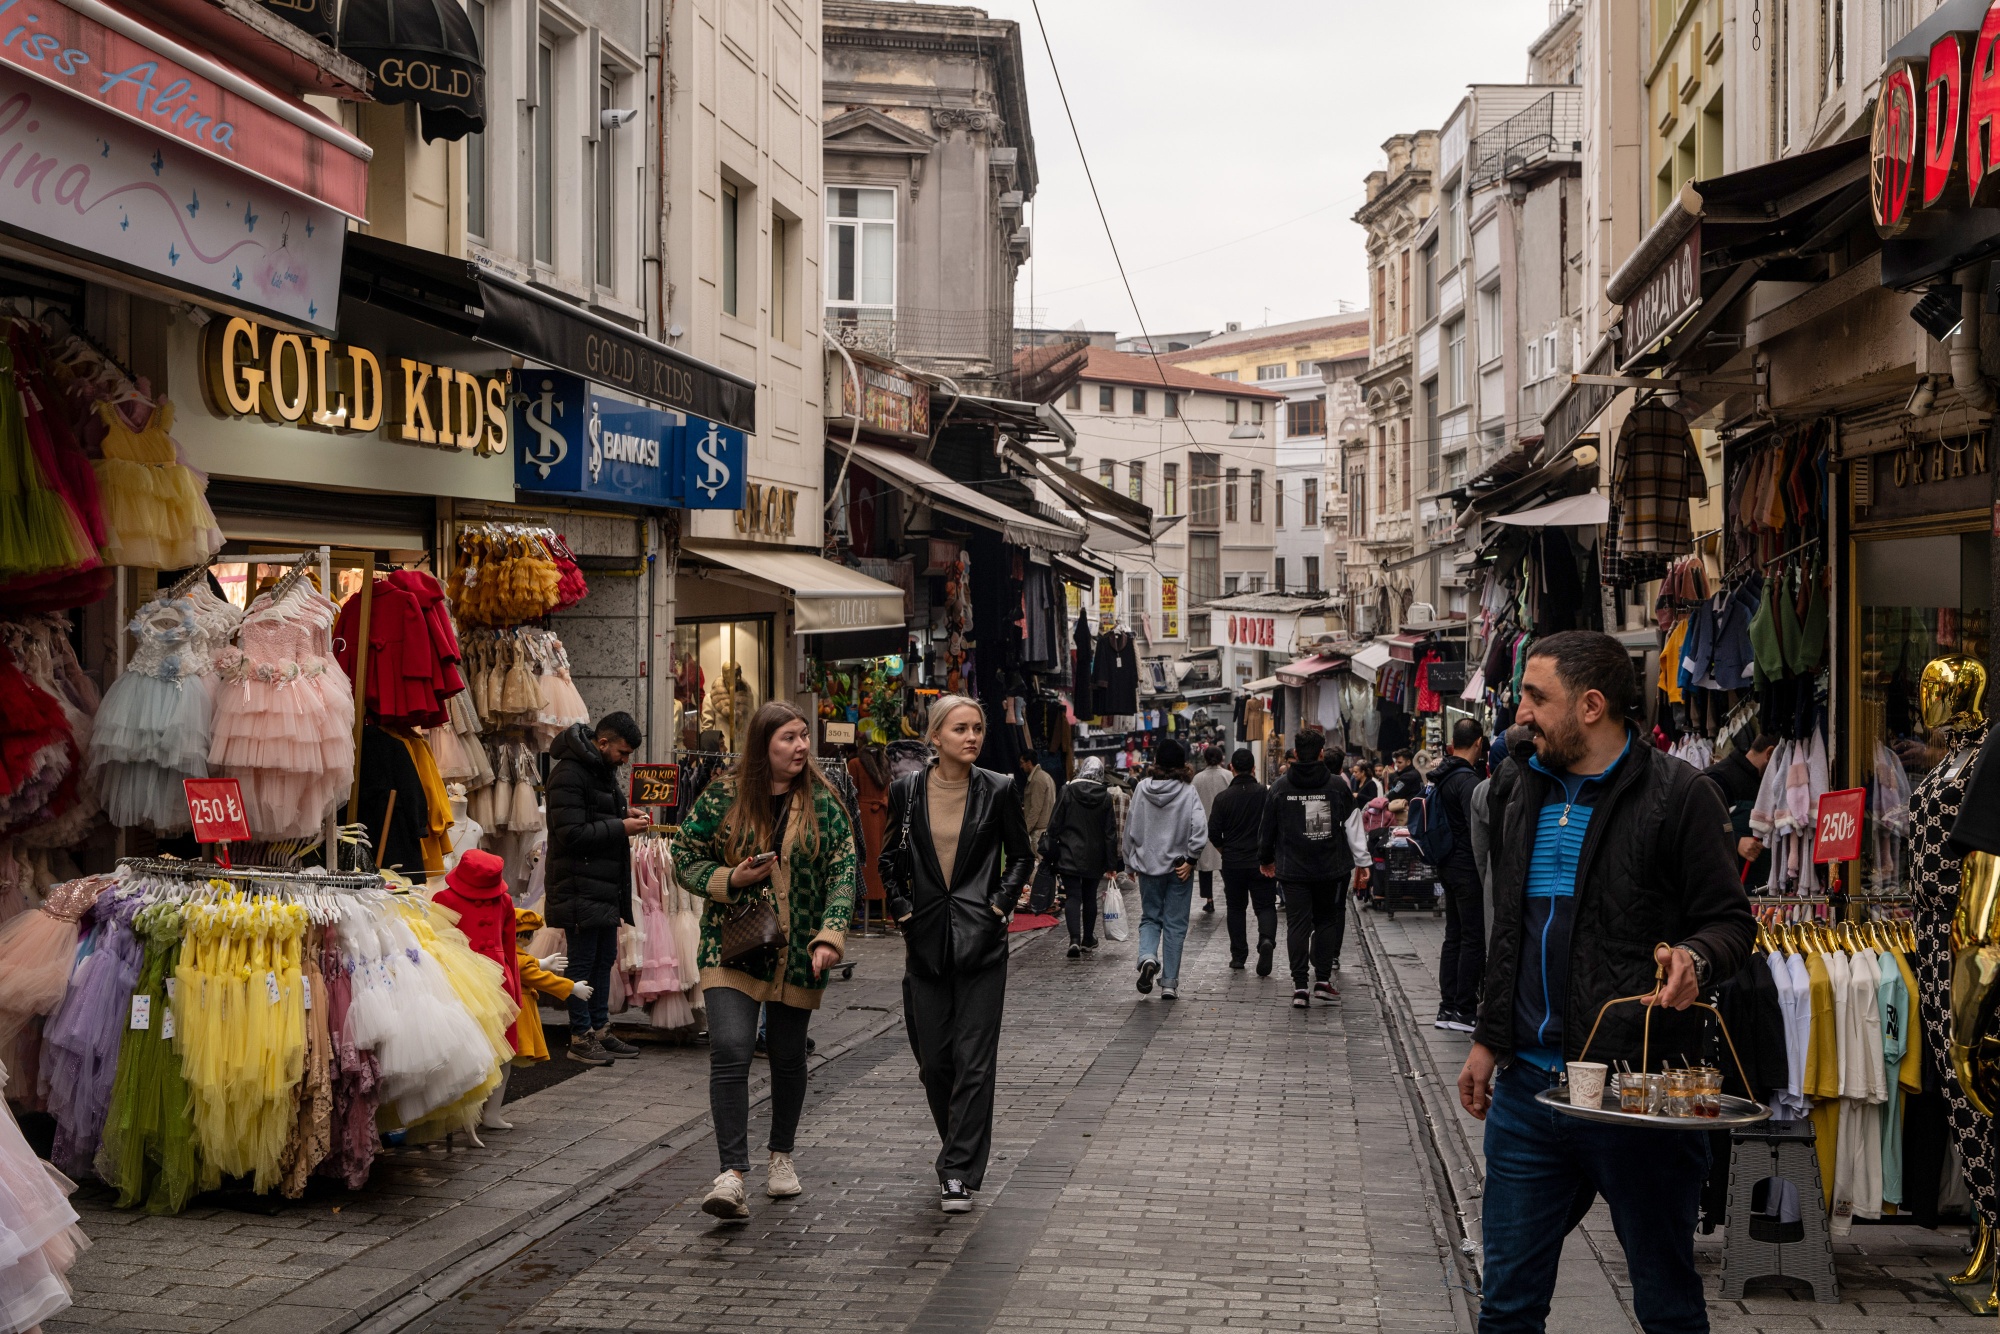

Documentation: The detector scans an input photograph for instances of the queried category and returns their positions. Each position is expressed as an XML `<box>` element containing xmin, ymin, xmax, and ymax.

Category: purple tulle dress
<box><xmin>40</xmin><ymin>893</ymin><xmax>144</xmax><ymax>1175</ymax></box>
<box><xmin>316</xmin><ymin>936</ymin><xmax>381</xmax><ymax>1189</ymax></box>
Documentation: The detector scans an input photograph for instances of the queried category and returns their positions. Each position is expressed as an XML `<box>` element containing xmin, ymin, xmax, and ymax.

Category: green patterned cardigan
<box><xmin>671</xmin><ymin>777</ymin><xmax>856</xmax><ymax>1010</ymax></box>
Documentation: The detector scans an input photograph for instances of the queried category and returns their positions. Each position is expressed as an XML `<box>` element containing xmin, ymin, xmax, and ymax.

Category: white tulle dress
<box><xmin>0</xmin><ymin>1061</ymin><xmax>85</xmax><ymax>1331</ymax></box>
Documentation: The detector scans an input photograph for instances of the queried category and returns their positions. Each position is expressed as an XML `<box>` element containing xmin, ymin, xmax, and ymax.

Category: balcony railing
<box><xmin>1468</xmin><ymin>90</ymin><xmax>1583</xmax><ymax>189</ymax></box>
<box><xmin>826</xmin><ymin>305</ymin><xmax>1013</xmax><ymax>368</ymax></box>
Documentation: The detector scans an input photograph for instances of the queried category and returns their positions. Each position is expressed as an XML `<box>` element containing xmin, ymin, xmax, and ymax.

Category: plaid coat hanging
<box><xmin>1612</xmin><ymin>402</ymin><xmax>1704</xmax><ymax>557</ymax></box>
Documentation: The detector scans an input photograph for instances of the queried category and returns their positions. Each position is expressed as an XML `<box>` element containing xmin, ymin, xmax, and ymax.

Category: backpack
<box><xmin>1406</xmin><ymin>782</ymin><xmax>1455</xmax><ymax>866</ymax></box>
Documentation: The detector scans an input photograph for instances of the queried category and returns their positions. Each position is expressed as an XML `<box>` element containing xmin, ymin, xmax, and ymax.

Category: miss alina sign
<box><xmin>1872</xmin><ymin>4</ymin><xmax>2000</xmax><ymax>233</ymax></box>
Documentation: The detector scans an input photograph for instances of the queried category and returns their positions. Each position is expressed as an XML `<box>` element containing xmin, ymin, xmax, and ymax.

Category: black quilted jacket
<box><xmin>1473</xmin><ymin>730</ymin><xmax>1755</xmax><ymax>1067</ymax></box>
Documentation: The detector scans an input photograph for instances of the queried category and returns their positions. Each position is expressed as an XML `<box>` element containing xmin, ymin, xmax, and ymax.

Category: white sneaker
<box><xmin>701</xmin><ymin>1170</ymin><xmax>749</xmax><ymax>1220</ymax></box>
<box><xmin>766</xmin><ymin>1151</ymin><xmax>802</xmax><ymax>1198</ymax></box>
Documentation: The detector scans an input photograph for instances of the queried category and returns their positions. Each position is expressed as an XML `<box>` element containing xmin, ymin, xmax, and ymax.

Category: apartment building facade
<box><xmin>1060</xmin><ymin>349</ymin><xmax>1284</xmax><ymax>650</ymax></box>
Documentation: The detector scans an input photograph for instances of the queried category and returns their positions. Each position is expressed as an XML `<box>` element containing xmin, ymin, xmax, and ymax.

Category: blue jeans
<box><xmin>1480</xmin><ymin>1061</ymin><xmax>1710</xmax><ymax>1334</ymax></box>
<box><xmin>564</xmin><ymin>923</ymin><xmax>617</xmax><ymax>1034</ymax></box>
<box><xmin>1137</xmin><ymin>872</ymin><xmax>1193</xmax><ymax>987</ymax></box>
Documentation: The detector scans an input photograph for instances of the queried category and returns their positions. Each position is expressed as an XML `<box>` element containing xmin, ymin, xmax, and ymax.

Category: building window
<box><xmin>1099</xmin><ymin>458</ymin><xmax>1114</xmax><ymax>487</ymax></box>
<box><xmin>1288</xmin><ymin>396</ymin><xmax>1326</xmax><ymax>438</ymax></box>
<box><xmin>1163</xmin><ymin>462</ymin><xmax>1179</xmax><ymax>516</ymax></box>
<box><xmin>1099</xmin><ymin>384</ymin><xmax>1115</xmax><ymax>412</ymax></box>
<box><xmin>1252</xmin><ymin>401</ymin><xmax>1265</xmax><ymax>424</ymax></box>
<box><xmin>466</xmin><ymin>1</ymin><xmax>487</xmax><ymax>239</ymax></box>
<box><xmin>1132</xmin><ymin>387</ymin><xmax>1148</xmax><ymax>415</ymax></box>
<box><xmin>1247</xmin><ymin>574</ymin><xmax>1264</xmax><ymax>593</ymax></box>
<box><xmin>1187</xmin><ymin>612</ymin><xmax>1210</xmax><ymax>647</ymax></box>
<box><xmin>1066</xmin><ymin>384</ymin><xmax>1082</xmax><ymax>409</ymax></box>
<box><xmin>1351</xmin><ymin>465</ymin><xmax>1367</xmax><ymax>535</ymax></box>
<box><xmin>1305</xmin><ymin>556</ymin><xmax>1320</xmax><ymax>592</ymax></box>
<box><xmin>1214</xmin><ymin>370</ymin><xmax>1238</xmax><ymax>382</ymax></box>
<box><xmin>1225</xmin><ymin>398</ymin><xmax>1239</xmax><ymax>424</ymax></box>
<box><xmin>1225</xmin><ymin>467</ymin><xmax>1240</xmax><ymax>523</ymax></box>
<box><xmin>1224</xmin><ymin>575</ymin><xmax>1241</xmax><ymax>596</ymax></box>
<box><xmin>1443</xmin><ymin>319</ymin><xmax>1465</xmax><ymax>406</ymax></box>
<box><xmin>1189</xmin><ymin>533</ymin><xmax>1219</xmax><ymax>601</ymax></box>
<box><xmin>1419</xmin><ymin>239</ymin><xmax>1436</xmax><ymax>321</ymax></box>
<box><xmin>1477</xmin><ymin>284</ymin><xmax>1501</xmax><ymax>366</ymax></box>
<box><xmin>721</xmin><ymin>181</ymin><xmax>740</xmax><ymax>317</ymax></box>
<box><xmin>1274</xmin><ymin>479</ymin><xmax>1285</xmax><ymax>529</ymax></box>
<box><xmin>1128</xmin><ymin>460</ymin><xmax>1145</xmax><ymax>503</ymax></box>
<box><xmin>596</xmin><ymin>76</ymin><xmax>615</xmax><ymax>288</ymax></box>
<box><xmin>1304</xmin><ymin>477</ymin><xmax>1318</xmax><ymax>525</ymax></box>
<box><xmin>769</xmin><ymin>213</ymin><xmax>792</xmax><ymax>342</ymax></box>
<box><xmin>1256</xmin><ymin>363</ymin><xmax>1287</xmax><ymax>381</ymax></box>
<box><xmin>1164</xmin><ymin>392</ymin><xmax>1180</xmax><ymax>417</ymax></box>
<box><xmin>1250</xmin><ymin>469</ymin><xmax>1264</xmax><ymax>523</ymax></box>
<box><xmin>826</xmin><ymin>186</ymin><xmax>895</xmax><ymax>331</ymax></box>
<box><xmin>534</xmin><ymin>38</ymin><xmax>555</xmax><ymax>265</ymax></box>
<box><xmin>1274</xmin><ymin>556</ymin><xmax>1287</xmax><ymax>592</ymax></box>
<box><xmin>1423</xmin><ymin>379</ymin><xmax>1441</xmax><ymax>488</ymax></box>
<box><xmin>1443</xmin><ymin>183</ymin><xmax>1462</xmax><ymax>265</ymax></box>
<box><xmin>1190</xmin><ymin>454</ymin><xmax>1220</xmax><ymax>527</ymax></box>
<box><xmin>1128</xmin><ymin>574</ymin><xmax>1148</xmax><ymax>627</ymax></box>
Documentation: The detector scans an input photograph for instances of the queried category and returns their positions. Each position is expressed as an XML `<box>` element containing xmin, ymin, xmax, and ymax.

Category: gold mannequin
<box><xmin>1933</xmin><ymin>654</ymin><xmax>1997</xmax><ymax>1303</ymax></box>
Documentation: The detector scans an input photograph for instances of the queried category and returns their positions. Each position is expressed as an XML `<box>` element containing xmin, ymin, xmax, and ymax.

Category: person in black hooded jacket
<box><xmin>1259</xmin><ymin>730</ymin><xmax>1355</xmax><ymax>1007</ymax></box>
<box><xmin>1041</xmin><ymin>755</ymin><xmax>1122</xmax><ymax>956</ymax></box>
<box><xmin>545</xmin><ymin>713</ymin><xmax>651</xmax><ymax>1064</ymax></box>
<box><xmin>877</xmin><ymin>695</ymin><xmax>1032</xmax><ymax>1214</ymax></box>
<box><xmin>1208</xmin><ymin>748</ymin><xmax>1277</xmax><ymax>974</ymax></box>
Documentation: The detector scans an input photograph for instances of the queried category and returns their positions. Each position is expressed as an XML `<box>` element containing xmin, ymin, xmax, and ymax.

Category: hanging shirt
<box><xmin>1878</xmin><ymin>950</ymin><xmax>1910</xmax><ymax>1207</ymax></box>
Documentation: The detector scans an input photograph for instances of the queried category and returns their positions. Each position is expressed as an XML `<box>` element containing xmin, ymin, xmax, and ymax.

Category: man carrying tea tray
<box><xmin>1457</xmin><ymin>630</ymin><xmax>1754</xmax><ymax>1334</ymax></box>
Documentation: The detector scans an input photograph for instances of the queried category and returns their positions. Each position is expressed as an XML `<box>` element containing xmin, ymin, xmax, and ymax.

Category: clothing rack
<box><xmin>116</xmin><ymin>856</ymin><xmax>388</xmax><ymax>891</ymax></box>
<box><xmin>165</xmin><ymin>555</ymin><xmax>222</xmax><ymax>600</ymax></box>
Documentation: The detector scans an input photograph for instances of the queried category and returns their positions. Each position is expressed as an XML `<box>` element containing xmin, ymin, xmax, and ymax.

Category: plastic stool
<box><xmin>1719</xmin><ymin>1119</ymin><xmax>1838</xmax><ymax>1302</ymax></box>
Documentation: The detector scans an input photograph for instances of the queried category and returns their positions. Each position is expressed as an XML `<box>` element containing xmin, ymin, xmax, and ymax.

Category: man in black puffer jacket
<box><xmin>1042</xmin><ymin>756</ymin><xmax>1122</xmax><ymax>956</ymax></box>
<box><xmin>1207</xmin><ymin>748</ymin><xmax>1276</xmax><ymax>974</ymax></box>
<box><xmin>546</xmin><ymin>713</ymin><xmax>650</xmax><ymax>1065</ymax></box>
<box><xmin>1258</xmin><ymin>730</ymin><xmax>1355</xmax><ymax>1007</ymax></box>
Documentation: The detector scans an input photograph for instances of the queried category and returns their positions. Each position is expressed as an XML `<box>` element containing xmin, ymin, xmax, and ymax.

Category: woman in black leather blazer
<box><xmin>878</xmin><ymin>694</ymin><xmax>1031</xmax><ymax>1213</ymax></box>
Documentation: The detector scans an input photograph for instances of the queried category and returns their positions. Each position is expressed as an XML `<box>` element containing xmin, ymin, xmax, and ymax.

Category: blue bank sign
<box><xmin>514</xmin><ymin>371</ymin><xmax>747</xmax><ymax>509</ymax></box>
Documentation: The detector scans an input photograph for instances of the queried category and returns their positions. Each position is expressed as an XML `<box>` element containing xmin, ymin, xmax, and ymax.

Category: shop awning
<box><xmin>838</xmin><ymin>440</ymin><xmax>1083</xmax><ymax>554</ymax></box>
<box><xmin>1489</xmin><ymin>493</ymin><xmax>1611</xmax><ymax>527</ymax></box>
<box><xmin>340</xmin><ymin>0</ymin><xmax>486</xmax><ymax>141</ymax></box>
<box><xmin>1000</xmin><ymin>439</ymin><xmax>1162</xmax><ymax>549</ymax></box>
<box><xmin>1243</xmin><ymin>675</ymin><xmax>1282</xmax><ymax>693</ymax></box>
<box><xmin>1349</xmin><ymin>642</ymin><xmax>1393</xmax><ymax>683</ymax></box>
<box><xmin>683</xmin><ymin>543</ymin><xmax>906</xmax><ymax>634</ymax></box>
<box><xmin>1276</xmin><ymin>653</ymin><xmax>1348</xmax><ymax>686</ymax></box>
<box><xmin>343</xmin><ymin>234</ymin><xmax>757</xmax><ymax>429</ymax></box>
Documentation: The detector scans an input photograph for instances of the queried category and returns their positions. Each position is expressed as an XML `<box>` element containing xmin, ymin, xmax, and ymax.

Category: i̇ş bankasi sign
<box><xmin>1872</xmin><ymin>4</ymin><xmax>2000</xmax><ymax>234</ymax></box>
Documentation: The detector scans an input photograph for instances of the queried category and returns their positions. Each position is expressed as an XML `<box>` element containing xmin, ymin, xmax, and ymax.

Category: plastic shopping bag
<box><xmin>1101</xmin><ymin>875</ymin><xmax>1131</xmax><ymax>941</ymax></box>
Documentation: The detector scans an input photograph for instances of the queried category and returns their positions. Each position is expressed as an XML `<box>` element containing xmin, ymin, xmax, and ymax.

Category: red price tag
<box><xmin>183</xmin><ymin>777</ymin><xmax>252</xmax><ymax>844</ymax></box>
<box><xmin>1812</xmin><ymin>787</ymin><xmax>1866</xmax><ymax>865</ymax></box>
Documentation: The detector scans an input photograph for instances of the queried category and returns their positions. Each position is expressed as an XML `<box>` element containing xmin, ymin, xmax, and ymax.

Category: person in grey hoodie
<box><xmin>1122</xmin><ymin>737</ymin><xmax>1209</xmax><ymax>999</ymax></box>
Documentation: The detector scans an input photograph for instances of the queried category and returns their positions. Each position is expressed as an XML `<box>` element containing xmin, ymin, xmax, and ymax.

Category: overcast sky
<box><xmin>965</xmin><ymin>0</ymin><xmax>1556</xmax><ymax>340</ymax></box>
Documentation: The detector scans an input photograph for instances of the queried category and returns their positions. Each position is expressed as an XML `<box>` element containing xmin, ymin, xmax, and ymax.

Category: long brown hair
<box><xmin>719</xmin><ymin>701</ymin><xmax>833</xmax><ymax>861</ymax></box>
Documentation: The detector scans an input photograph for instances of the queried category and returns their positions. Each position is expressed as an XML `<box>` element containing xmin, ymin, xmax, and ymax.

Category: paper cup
<box><xmin>1566</xmin><ymin>1061</ymin><xmax>1609</xmax><ymax>1110</ymax></box>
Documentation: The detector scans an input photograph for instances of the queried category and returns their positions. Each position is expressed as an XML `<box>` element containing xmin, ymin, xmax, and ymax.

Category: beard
<box><xmin>1529</xmin><ymin>711</ymin><xmax>1587</xmax><ymax>771</ymax></box>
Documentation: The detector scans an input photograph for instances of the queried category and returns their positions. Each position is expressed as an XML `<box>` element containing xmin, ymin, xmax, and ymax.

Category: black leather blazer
<box><xmin>880</xmin><ymin>765</ymin><xmax>1032</xmax><ymax>978</ymax></box>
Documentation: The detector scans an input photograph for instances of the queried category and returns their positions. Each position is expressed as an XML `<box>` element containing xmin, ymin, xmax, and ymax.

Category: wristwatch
<box><xmin>1679</xmin><ymin>944</ymin><xmax>1711</xmax><ymax>991</ymax></box>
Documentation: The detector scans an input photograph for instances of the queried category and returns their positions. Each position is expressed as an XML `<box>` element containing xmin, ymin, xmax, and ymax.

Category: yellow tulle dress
<box><xmin>173</xmin><ymin>891</ymin><xmax>307</xmax><ymax>1194</ymax></box>
<box><xmin>92</xmin><ymin>401</ymin><xmax>224</xmax><ymax>571</ymax></box>
<box><xmin>373</xmin><ymin>895</ymin><xmax>515</xmax><ymax>1142</ymax></box>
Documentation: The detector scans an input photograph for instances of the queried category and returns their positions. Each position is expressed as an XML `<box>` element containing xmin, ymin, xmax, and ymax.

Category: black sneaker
<box><xmin>1256</xmin><ymin>943</ymin><xmax>1274</xmax><ymax>977</ymax></box>
<box><xmin>1229</xmin><ymin>956</ymin><xmax>1247</xmax><ymax>970</ymax></box>
<box><xmin>1314</xmin><ymin>980</ymin><xmax>1340</xmax><ymax>1003</ymax></box>
<box><xmin>1081</xmin><ymin>939</ymin><xmax>1098</xmax><ymax>953</ymax></box>
<box><xmin>1137</xmin><ymin>958</ymin><xmax>1160</xmax><ymax>995</ymax></box>
<box><xmin>1434</xmin><ymin>1006</ymin><xmax>1455</xmax><ymax>1030</ymax></box>
<box><xmin>1441</xmin><ymin>1011</ymin><xmax>1476</xmax><ymax>1033</ymax></box>
<box><xmin>1067</xmin><ymin>943</ymin><xmax>1082</xmax><ymax>959</ymax></box>
<box><xmin>940</xmin><ymin>1179</ymin><xmax>973</xmax><ymax>1214</ymax></box>
<box><xmin>597</xmin><ymin>1028</ymin><xmax>640</xmax><ymax>1059</ymax></box>
<box><xmin>566</xmin><ymin>1033</ymin><xmax>614</xmax><ymax>1067</ymax></box>
<box><xmin>1292</xmin><ymin>988</ymin><xmax>1310</xmax><ymax>1008</ymax></box>
<box><xmin>1201</xmin><ymin>900</ymin><xmax>1215</xmax><ymax>914</ymax></box>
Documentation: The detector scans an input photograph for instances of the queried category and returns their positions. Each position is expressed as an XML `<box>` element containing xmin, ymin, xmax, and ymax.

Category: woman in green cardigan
<box><xmin>672</xmin><ymin>701</ymin><xmax>856</xmax><ymax>1221</ymax></box>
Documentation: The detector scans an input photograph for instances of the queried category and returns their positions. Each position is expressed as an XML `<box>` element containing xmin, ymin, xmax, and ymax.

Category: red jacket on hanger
<box><xmin>432</xmin><ymin>849</ymin><xmax>525</xmax><ymax>1020</ymax></box>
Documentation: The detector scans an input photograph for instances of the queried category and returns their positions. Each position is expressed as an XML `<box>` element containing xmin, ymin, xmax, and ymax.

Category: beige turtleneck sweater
<box><xmin>927</xmin><ymin>770</ymin><xmax>970</xmax><ymax>885</ymax></box>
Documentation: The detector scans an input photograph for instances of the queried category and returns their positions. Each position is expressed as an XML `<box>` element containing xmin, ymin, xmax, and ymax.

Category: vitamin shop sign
<box><xmin>200</xmin><ymin>315</ymin><xmax>512</xmax><ymax>455</ymax></box>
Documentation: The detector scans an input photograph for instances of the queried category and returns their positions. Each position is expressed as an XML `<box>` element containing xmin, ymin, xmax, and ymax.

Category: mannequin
<box><xmin>1908</xmin><ymin>655</ymin><xmax>1995</xmax><ymax>1296</ymax></box>
<box><xmin>848</xmin><ymin>741</ymin><xmax>892</xmax><ymax>910</ymax></box>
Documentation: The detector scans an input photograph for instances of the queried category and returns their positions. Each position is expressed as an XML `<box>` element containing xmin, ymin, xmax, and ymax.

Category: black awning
<box><xmin>258</xmin><ymin>0</ymin><xmax>337</xmax><ymax>45</ymax></box>
<box><xmin>340</xmin><ymin>0</ymin><xmax>486</xmax><ymax>142</ymax></box>
<box><xmin>341</xmin><ymin>234</ymin><xmax>758</xmax><ymax>432</ymax></box>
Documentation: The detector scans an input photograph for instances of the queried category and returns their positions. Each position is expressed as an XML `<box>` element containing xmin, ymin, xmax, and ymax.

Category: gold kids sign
<box><xmin>201</xmin><ymin>316</ymin><xmax>512</xmax><ymax>455</ymax></box>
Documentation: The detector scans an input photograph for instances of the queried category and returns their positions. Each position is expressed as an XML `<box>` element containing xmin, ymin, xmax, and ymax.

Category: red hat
<box><xmin>446</xmin><ymin>848</ymin><xmax>506</xmax><ymax>896</ymax></box>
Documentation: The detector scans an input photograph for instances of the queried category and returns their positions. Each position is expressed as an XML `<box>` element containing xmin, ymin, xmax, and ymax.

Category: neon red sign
<box><xmin>1876</xmin><ymin>3</ymin><xmax>2000</xmax><ymax>231</ymax></box>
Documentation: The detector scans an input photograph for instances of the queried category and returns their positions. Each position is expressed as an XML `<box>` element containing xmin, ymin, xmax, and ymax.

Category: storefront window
<box><xmin>673</xmin><ymin>616</ymin><xmax>772</xmax><ymax>754</ymax></box>
<box><xmin>1855</xmin><ymin>531</ymin><xmax>1991</xmax><ymax>891</ymax></box>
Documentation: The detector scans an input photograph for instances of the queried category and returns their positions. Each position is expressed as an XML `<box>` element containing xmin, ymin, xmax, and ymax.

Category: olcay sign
<box><xmin>1873</xmin><ymin>4</ymin><xmax>2000</xmax><ymax>233</ymax></box>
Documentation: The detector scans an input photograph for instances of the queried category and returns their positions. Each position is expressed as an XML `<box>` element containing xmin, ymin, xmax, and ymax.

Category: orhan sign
<box><xmin>200</xmin><ymin>315</ymin><xmax>512</xmax><ymax>454</ymax></box>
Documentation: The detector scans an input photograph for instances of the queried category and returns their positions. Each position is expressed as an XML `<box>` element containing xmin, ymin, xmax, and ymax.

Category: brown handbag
<box><xmin>717</xmin><ymin>890</ymin><xmax>784</xmax><ymax>966</ymax></box>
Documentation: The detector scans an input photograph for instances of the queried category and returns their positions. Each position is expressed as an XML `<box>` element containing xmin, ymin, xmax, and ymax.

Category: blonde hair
<box><xmin>927</xmin><ymin>694</ymin><xmax>983</xmax><ymax>740</ymax></box>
